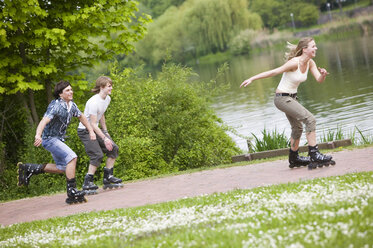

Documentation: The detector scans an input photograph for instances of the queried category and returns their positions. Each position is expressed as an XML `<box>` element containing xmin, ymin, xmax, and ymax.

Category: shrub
<box><xmin>107</xmin><ymin>63</ymin><xmax>240</xmax><ymax>179</ymax></box>
<box><xmin>228</xmin><ymin>29</ymin><xmax>257</xmax><ymax>55</ymax></box>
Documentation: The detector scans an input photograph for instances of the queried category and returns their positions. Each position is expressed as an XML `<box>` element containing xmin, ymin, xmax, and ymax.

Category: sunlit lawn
<box><xmin>1</xmin><ymin>172</ymin><xmax>372</xmax><ymax>248</ymax></box>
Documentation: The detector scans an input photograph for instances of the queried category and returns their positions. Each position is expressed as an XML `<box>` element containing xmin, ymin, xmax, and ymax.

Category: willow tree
<box><xmin>0</xmin><ymin>0</ymin><xmax>150</xmax><ymax>125</ymax></box>
<box><xmin>183</xmin><ymin>0</ymin><xmax>261</xmax><ymax>56</ymax></box>
<box><xmin>135</xmin><ymin>0</ymin><xmax>262</xmax><ymax>64</ymax></box>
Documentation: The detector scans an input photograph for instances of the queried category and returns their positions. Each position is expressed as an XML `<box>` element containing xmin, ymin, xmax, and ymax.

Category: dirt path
<box><xmin>1</xmin><ymin>147</ymin><xmax>372</xmax><ymax>226</ymax></box>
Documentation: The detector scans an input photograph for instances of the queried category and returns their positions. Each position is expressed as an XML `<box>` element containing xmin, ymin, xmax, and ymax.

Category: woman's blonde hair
<box><xmin>285</xmin><ymin>37</ymin><xmax>314</xmax><ymax>61</ymax></box>
<box><xmin>92</xmin><ymin>76</ymin><xmax>112</xmax><ymax>93</ymax></box>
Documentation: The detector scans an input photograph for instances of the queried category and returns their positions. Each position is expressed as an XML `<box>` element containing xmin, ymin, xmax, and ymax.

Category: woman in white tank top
<box><xmin>240</xmin><ymin>37</ymin><xmax>335</xmax><ymax>170</ymax></box>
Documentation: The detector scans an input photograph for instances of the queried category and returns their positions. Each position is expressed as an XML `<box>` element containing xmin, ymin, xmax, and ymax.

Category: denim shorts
<box><xmin>42</xmin><ymin>137</ymin><xmax>77</xmax><ymax>171</ymax></box>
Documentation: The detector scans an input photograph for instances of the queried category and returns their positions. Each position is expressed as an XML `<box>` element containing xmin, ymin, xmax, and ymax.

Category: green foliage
<box><xmin>293</xmin><ymin>3</ymin><xmax>320</xmax><ymax>27</ymax></box>
<box><xmin>251</xmin><ymin>0</ymin><xmax>283</xmax><ymax>30</ymax></box>
<box><xmin>134</xmin><ymin>0</ymin><xmax>262</xmax><ymax>65</ymax></box>
<box><xmin>138</xmin><ymin>0</ymin><xmax>186</xmax><ymax>18</ymax></box>
<box><xmin>0</xmin><ymin>0</ymin><xmax>150</xmax><ymax>95</ymax></box>
<box><xmin>250</xmin><ymin>0</ymin><xmax>319</xmax><ymax>29</ymax></box>
<box><xmin>107</xmin><ymin>63</ymin><xmax>240</xmax><ymax>180</ymax></box>
<box><xmin>228</xmin><ymin>29</ymin><xmax>257</xmax><ymax>55</ymax></box>
<box><xmin>0</xmin><ymin>125</ymin><xmax>65</xmax><ymax>202</ymax></box>
<box><xmin>250</xmin><ymin>128</ymin><xmax>290</xmax><ymax>152</ymax></box>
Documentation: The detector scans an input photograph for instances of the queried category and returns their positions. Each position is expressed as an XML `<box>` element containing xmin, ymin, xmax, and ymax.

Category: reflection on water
<box><xmin>195</xmin><ymin>36</ymin><xmax>373</xmax><ymax>151</ymax></box>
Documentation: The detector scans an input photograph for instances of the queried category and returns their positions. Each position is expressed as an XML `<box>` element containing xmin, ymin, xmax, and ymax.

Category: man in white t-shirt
<box><xmin>78</xmin><ymin>76</ymin><xmax>122</xmax><ymax>194</ymax></box>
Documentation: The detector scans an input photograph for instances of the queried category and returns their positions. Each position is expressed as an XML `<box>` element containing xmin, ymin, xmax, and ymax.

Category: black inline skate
<box><xmin>17</xmin><ymin>162</ymin><xmax>45</xmax><ymax>186</ymax></box>
<box><xmin>66</xmin><ymin>178</ymin><xmax>87</xmax><ymax>204</ymax></box>
<box><xmin>288</xmin><ymin>149</ymin><xmax>310</xmax><ymax>168</ymax></box>
<box><xmin>308</xmin><ymin>145</ymin><xmax>336</xmax><ymax>170</ymax></box>
<box><xmin>103</xmin><ymin>167</ymin><xmax>123</xmax><ymax>190</ymax></box>
<box><xmin>82</xmin><ymin>174</ymin><xmax>99</xmax><ymax>195</ymax></box>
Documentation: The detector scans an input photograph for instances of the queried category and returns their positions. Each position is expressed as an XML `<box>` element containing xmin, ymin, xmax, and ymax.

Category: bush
<box><xmin>294</xmin><ymin>3</ymin><xmax>319</xmax><ymax>27</ymax></box>
<box><xmin>228</xmin><ymin>29</ymin><xmax>257</xmax><ymax>55</ymax></box>
<box><xmin>107</xmin><ymin>63</ymin><xmax>240</xmax><ymax>180</ymax></box>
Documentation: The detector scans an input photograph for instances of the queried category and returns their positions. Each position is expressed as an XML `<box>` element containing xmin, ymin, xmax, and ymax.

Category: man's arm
<box><xmin>78</xmin><ymin>114</ymin><xmax>96</xmax><ymax>140</ymax></box>
<box><xmin>90</xmin><ymin>114</ymin><xmax>113</xmax><ymax>151</ymax></box>
<box><xmin>99</xmin><ymin>115</ymin><xmax>110</xmax><ymax>137</ymax></box>
<box><xmin>34</xmin><ymin>117</ymin><xmax>51</xmax><ymax>147</ymax></box>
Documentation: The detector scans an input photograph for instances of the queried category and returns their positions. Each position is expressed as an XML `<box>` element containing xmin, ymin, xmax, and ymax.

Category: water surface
<box><xmin>195</xmin><ymin>36</ymin><xmax>373</xmax><ymax>151</ymax></box>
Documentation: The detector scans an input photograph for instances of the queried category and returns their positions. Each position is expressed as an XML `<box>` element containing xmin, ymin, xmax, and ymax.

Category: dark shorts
<box><xmin>78</xmin><ymin>129</ymin><xmax>119</xmax><ymax>167</ymax></box>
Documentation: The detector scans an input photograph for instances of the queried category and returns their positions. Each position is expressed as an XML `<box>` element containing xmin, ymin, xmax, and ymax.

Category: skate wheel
<box><xmin>330</xmin><ymin>160</ymin><xmax>336</xmax><ymax>165</ymax></box>
<box><xmin>289</xmin><ymin>164</ymin><xmax>295</xmax><ymax>168</ymax></box>
<box><xmin>308</xmin><ymin>163</ymin><xmax>317</xmax><ymax>170</ymax></box>
<box><xmin>78</xmin><ymin>197</ymin><xmax>87</xmax><ymax>203</ymax></box>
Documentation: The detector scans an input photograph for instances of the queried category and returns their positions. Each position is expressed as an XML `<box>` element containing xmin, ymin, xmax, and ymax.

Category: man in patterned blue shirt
<box><xmin>17</xmin><ymin>80</ymin><xmax>96</xmax><ymax>204</ymax></box>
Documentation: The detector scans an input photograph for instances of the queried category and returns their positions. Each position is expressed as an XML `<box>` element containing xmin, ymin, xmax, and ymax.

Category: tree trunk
<box><xmin>17</xmin><ymin>92</ymin><xmax>34</xmax><ymax>126</ymax></box>
<box><xmin>28</xmin><ymin>89</ymin><xmax>40</xmax><ymax>124</ymax></box>
<box><xmin>337</xmin><ymin>0</ymin><xmax>343</xmax><ymax>13</ymax></box>
<box><xmin>45</xmin><ymin>78</ymin><xmax>53</xmax><ymax>103</ymax></box>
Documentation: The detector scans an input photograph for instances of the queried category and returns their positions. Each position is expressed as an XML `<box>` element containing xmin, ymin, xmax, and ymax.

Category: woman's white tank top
<box><xmin>277</xmin><ymin>58</ymin><xmax>309</xmax><ymax>94</ymax></box>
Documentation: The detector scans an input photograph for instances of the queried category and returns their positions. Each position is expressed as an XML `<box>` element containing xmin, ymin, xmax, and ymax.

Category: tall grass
<box><xmin>356</xmin><ymin>126</ymin><xmax>373</xmax><ymax>145</ymax></box>
<box><xmin>249</xmin><ymin>125</ymin><xmax>372</xmax><ymax>152</ymax></box>
<box><xmin>250</xmin><ymin>128</ymin><xmax>289</xmax><ymax>152</ymax></box>
<box><xmin>320</xmin><ymin>125</ymin><xmax>345</xmax><ymax>143</ymax></box>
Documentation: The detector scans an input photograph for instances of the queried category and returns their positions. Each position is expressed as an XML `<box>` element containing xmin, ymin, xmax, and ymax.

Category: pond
<box><xmin>194</xmin><ymin>36</ymin><xmax>373</xmax><ymax>152</ymax></box>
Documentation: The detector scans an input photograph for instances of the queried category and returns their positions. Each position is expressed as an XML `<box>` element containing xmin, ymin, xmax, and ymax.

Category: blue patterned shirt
<box><xmin>42</xmin><ymin>98</ymin><xmax>82</xmax><ymax>141</ymax></box>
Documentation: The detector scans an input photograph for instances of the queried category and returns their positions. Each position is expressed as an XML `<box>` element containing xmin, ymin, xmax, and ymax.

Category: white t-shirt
<box><xmin>78</xmin><ymin>94</ymin><xmax>111</xmax><ymax>129</ymax></box>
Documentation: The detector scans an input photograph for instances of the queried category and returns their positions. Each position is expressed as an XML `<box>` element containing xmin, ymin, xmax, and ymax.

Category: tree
<box><xmin>138</xmin><ymin>0</ymin><xmax>186</xmax><ymax>18</ymax></box>
<box><xmin>135</xmin><ymin>0</ymin><xmax>262</xmax><ymax>64</ymax></box>
<box><xmin>0</xmin><ymin>0</ymin><xmax>150</xmax><ymax>125</ymax></box>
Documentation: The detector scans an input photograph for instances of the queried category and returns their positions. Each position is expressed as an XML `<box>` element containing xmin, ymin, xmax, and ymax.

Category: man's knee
<box><xmin>108</xmin><ymin>144</ymin><xmax>119</xmax><ymax>159</ymax></box>
<box><xmin>90</xmin><ymin>152</ymin><xmax>104</xmax><ymax>167</ymax></box>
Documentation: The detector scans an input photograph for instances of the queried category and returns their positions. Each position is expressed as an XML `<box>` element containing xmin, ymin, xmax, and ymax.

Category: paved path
<box><xmin>1</xmin><ymin>147</ymin><xmax>372</xmax><ymax>226</ymax></box>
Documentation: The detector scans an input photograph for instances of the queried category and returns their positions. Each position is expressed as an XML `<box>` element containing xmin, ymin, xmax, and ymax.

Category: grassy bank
<box><xmin>1</xmin><ymin>171</ymin><xmax>372</xmax><ymax>247</ymax></box>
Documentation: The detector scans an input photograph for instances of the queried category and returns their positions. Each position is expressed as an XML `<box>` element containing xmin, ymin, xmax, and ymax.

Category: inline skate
<box><xmin>66</xmin><ymin>178</ymin><xmax>87</xmax><ymax>204</ymax></box>
<box><xmin>103</xmin><ymin>167</ymin><xmax>123</xmax><ymax>190</ymax></box>
<box><xmin>308</xmin><ymin>145</ymin><xmax>336</xmax><ymax>170</ymax></box>
<box><xmin>17</xmin><ymin>162</ymin><xmax>45</xmax><ymax>186</ymax></box>
<box><xmin>288</xmin><ymin>149</ymin><xmax>310</xmax><ymax>168</ymax></box>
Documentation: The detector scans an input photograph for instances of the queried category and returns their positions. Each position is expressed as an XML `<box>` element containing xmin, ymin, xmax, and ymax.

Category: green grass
<box><xmin>320</xmin><ymin>125</ymin><xmax>345</xmax><ymax>143</ymax></box>
<box><xmin>1</xmin><ymin>172</ymin><xmax>372</xmax><ymax>247</ymax></box>
<box><xmin>250</xmin><ymin>127</ymin><xmax>289</xmax><ymax>152</ymax></box>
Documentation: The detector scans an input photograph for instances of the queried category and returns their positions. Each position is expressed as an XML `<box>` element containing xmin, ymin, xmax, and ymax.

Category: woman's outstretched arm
<box><xmin>240</xmin><ymin>59</ymin><xmax>297</xmax><ymax>88</ymax></box>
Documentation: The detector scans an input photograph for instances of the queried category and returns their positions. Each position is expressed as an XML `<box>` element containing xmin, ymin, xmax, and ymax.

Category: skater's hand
<box><xmin>34</xmin><ymin>135</ymin><xmax>42</xmax><ymax>147</ymax></box>
<box><xmin>318</xmin><ymin>67</ymin><xmax>329</xmax><ymax>77</ymax></box>
<box><xmin>240</xmin><ymin>78</ymin><xmax>253</xmax><ymax>88</ymax></box>
<box><xmin>104</xmin><ymin>137</ymin><xmax>113</xmax><ymax>151</ymax></box>
<box><xmin>89</xmin><ymin>131</ymin><xmax>96</xmax><ymax>140</ymax></box>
